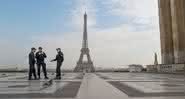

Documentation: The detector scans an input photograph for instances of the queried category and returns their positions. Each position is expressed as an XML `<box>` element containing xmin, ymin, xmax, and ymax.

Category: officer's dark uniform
<box><xmin>51</xmin><ymin>51</ymin><xmax>64</xmax><ymax>78</ymax></box>
<box><xmin>36</xmin><ymin>51</ymin><xmax>48</xmax><ymax>79</ymax></box>
<box><xmin>28</xmin><ymin>52</ymin><xmax>37</xmax><ymax>80</ymax></box>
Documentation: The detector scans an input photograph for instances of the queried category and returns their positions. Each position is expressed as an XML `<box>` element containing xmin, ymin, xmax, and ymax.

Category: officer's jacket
<box><xmin>29</xmin><ymin>52</ymin><xmax>35</xmax><ymax>65</ymax></box>
<box><xmin>52</xmin><ymin>51</ymin><xmax>64</xmax><ymax>63</ymax></box>
<box><xmin>36</xmin><ymin>52</ymin><xmax>47</xmax><ymax>63</ymax></box>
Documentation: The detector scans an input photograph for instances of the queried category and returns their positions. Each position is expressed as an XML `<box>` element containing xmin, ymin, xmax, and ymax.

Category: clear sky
<box><xmin>0</xmin><ymin>0</ymin><xmax>160</xmax><ymax>69</ymax></box>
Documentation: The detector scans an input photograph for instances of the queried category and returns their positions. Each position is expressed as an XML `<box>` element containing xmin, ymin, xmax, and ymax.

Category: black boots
<box><xmin>54</xmin><ymin>76</ymin><xmax>61</xmax><ymax>80</ymax></box>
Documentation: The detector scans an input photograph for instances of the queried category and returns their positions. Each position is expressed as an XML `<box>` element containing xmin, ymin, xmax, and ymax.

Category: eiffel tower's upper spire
<box><xmin>83</xmin><ymin>12</ymin><xmax>88</xmax><ymax>48</ymax></box>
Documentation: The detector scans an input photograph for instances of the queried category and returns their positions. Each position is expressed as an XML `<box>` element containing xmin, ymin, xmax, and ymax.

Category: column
<box><xmin>158</xmin><ymin>0</ymin><xmax>174</xmax><ymax>64</ymax></box>
<box><xmin>170</xmin><ymin>0</ymin><xmax>185</xmax><ymax>64</ymax></box>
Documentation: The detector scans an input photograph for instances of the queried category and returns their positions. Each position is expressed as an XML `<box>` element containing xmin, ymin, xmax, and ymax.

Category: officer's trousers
<box><xmin>37</xmin><ymin>63</ymin><xmax>47</xmax><ymax>78</ymax></box>
<box><xmin>56</xmin><ymin>62</ymin><xmax>62</xmax><ymax>77</ymax></box>
<box><xmin>29</xmin><ymin>64</ymin><xmax>37</xmax><ymax>79</ymax></box>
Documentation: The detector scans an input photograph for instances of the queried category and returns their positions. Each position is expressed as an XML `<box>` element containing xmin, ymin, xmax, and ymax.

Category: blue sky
<box><xmin>0</xmin><ymin>0</ymin><xmax>72</xmax><ymax>38</ymax></box>
<box><xmin>0</xmin><ymin>0</ymin><xmax>160</xmax><ymax>69</ymax></box>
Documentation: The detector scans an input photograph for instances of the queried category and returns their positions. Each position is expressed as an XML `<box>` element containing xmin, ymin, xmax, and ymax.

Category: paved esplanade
<box><xmin>0</xmin><ymin>73</ymin><xmax>184</xmax><ymax>99</ymax></box>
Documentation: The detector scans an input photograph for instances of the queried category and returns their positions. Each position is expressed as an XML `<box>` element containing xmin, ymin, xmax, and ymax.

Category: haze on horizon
<box><xmin>0</xmin><ymin>0</ymin><xmax>160</xmax><ymax>69</ymax></box>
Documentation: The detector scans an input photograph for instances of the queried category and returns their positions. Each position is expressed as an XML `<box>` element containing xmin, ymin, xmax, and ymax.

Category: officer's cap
<box><xmin>38</xmin><ymin>47</ymin><xmax>42</xmax><ymax>49</ymax></box>
<box><xmin>31</xmin><ymin>47</ymin><xmax>36</xmax><ymax>50</ymax></box>
<box><xmin>56</xmin><ymin>48</ymin><xmax>61</xmax><ymax>50</ymax></box>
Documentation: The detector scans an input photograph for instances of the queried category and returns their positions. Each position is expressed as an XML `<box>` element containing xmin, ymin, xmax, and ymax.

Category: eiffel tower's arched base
<box><xmin>73</xmin><ymin>62</ymin><xmax>95</xmax><ymax>72</ymax></box>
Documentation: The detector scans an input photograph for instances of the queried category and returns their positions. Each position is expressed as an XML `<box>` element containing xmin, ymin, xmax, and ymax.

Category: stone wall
<box><xmin>147</xmin><ymin>64</ymin><xmax>185</xmax><ymax>73</ymax></box>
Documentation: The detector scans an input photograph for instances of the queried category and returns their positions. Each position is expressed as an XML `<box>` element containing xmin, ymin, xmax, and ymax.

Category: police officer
<box><xmin>36</xmin><ymin>47</ymin><xmax>49</xmax><ymax>79</ymax></box>
<box><xmin>28</xmin><ymin>47</ymin><xmax>37</xmax><ymax>80</ymax></box>
<box><xmin>50</xmin><ymin>48</ymin><xmax>64</xmax><ymax>79</ymax></box>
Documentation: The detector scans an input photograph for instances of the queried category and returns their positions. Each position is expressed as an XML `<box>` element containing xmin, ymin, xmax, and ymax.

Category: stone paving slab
<box><xmin>0</xmin><ymin>82</ymin><xmax>81</xmax><ymax>98</ymax></box>
<box><xmin>0</xmin><ymin>72</ymin><xmax>184</xmax><ymax>99</ymax></box>
<box><xmin>109</xmin><ymin>81</ymin><xmax>185</xmax><ymax>97</ymax></box>
<box><xmin>96</xmin><ymin>73</ymin><xmax>185</xmax><ymax>98</ymax></box>
<box><xmin>121</xmin><ymin>81</ymin><xmax>185</xmax><ymax>93</ymax></box>
<box><xmin>76</xmin><ymin>73</ymin><xmax>128</xmax><ymax>99</ymax></box>
<box><xmin>96</xmin><ymin>73</ymin><xmax>184</xmax><ymax>81</ymax></box>
<box><xmin>0</xmin><ymin>73</ymin><xmax>83</xmax><ymax>98</ymax></box>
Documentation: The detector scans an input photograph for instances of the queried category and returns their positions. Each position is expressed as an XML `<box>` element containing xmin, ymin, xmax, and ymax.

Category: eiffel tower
<box><xmin>74</xmin><ymin>12</ymin><xmax>95</xmax><ymax>72</ymax></box>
